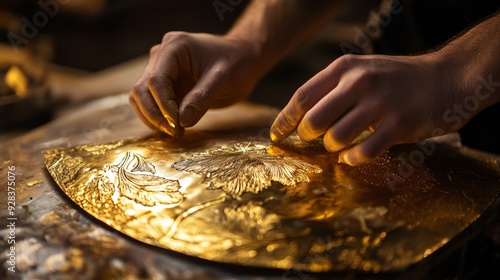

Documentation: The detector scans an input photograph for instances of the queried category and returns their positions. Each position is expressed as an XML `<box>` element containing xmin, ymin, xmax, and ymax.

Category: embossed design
<box><xmin>89</xmin><ymin>152</ymin><xmax>184</xmax><ymax>207</ymax></box>
<box><xmin>47</xmin><ymin>155</ymin><xmax>86</xmax><ymax>184</ymax></box>
<box><xmin>171</xmin><ymin>142</ymin><xmax>322</xmax><ymax>197</ymax></box>
<box><xmin>223</xmin><ymin>201</ymin><xmax>280</xmax><ymax>240</ymax></box>
<box><xmin>40</xmin><ymin>131</ymin><xmax>500</xmax><ymax>274</ymax></box>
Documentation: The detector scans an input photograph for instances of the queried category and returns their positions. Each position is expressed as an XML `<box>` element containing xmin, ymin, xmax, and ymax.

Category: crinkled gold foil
<box><xmin>43</xmin><ymin>130</ymin><xmax>500</xmax><ymax>273</ymax></box>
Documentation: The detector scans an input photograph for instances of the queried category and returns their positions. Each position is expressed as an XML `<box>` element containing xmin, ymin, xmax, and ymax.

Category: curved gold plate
<box><xmin>43</xmin><ymin>130</ymin><xmax>500</xmax><ymax>273</ymax></box>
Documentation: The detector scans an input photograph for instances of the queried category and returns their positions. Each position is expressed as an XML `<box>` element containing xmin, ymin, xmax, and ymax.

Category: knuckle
<box><xmin>147</xmin><ymin>75</ymin><xmax>163</xmax><ymax>91</ymax></box>
<box><xmin>162</xmin><ymin>31</ymin><xmax>189</xmax><ymax>43</ymax></box>
<box><xmin>130</xmin><ymin>83</ymin><xmax>144</xmax><ymax>99</ymax></box>
<box><xmin>149</xmin><ymin>45</ymin><xmax>160</xmax><ymax>56</ymax></box>
<box><xmin>293</xmin><ymin>88</ymin><xmax>311</xmax><ymax>113</ymax></box>
<box><xmin>211</xmin><ymin>65</ymin><xmax>229</xmax><ymax>81</ymax></box>
<box><xmin>357</xmin><ymin>68</ymin><xmax>378</xmax><ymax>84</ymax></box>
<box><xmin>335</xmin><ymin>54</ymin><xmax>358</xmax><ymax>69</ymax></box>
<box><xmin>387</xmin><ymin>115</ymin><xmax>409</xmax><ymax>134</ymax></box>
<box><xmin>361</xmin><ymin>144</ymin><xmax>380</xmax><ymax>159</ymax></box>
<box><xmin>281</xmin><ymin>112</ymin><xmax>294</xmax><ymax>127</ymax></box>
<box><xmin>280</xmin><ymin>112</ymin><xmax>298</xmax><ymax>129</ymax></box>
<box><xmin>192</xmin><ymin>88</ymin><xmax>210</xmax><ymax>101</ymax></box>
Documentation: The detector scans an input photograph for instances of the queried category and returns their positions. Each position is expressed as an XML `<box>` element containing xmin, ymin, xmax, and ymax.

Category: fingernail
<box><xmin>159</xmin><ymin>123</ymin><xmax>174</xmax><ymax>136</ymax></box>
<box><xmin>164</xmin><ymin>115</ymin><xmax>177</xmax><ymax>129</ymax></box>
<box><xmin>180</xmin><ymin>106</ymin><xmax>197</xmax><ymax>127</ymax></box>
<box><xmin>338</xmin><ymin>152</ymin><xmax>352</xmax><ymax>165</ymax></box>
<box><xmin>270</xmin><ymin>127</ymin><xmax>283</xmax><ymax>142</ymax></box>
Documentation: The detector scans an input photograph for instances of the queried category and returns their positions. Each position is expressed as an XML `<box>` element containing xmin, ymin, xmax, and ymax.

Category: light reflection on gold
<box><xmin>27</xmin><ymin>180</ymin><xmax>41</xmax><ymax>187</ymax></box>
<box><xmin>43</xmin><ymin>130</ymin><xmax>500</xmax><ymax>273</ymax></box>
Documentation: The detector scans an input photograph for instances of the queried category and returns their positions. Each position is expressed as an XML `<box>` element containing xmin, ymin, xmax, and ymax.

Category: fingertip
<box><xmin>338</xmin><ymin>134</ymin><xmax>391</xmax><ymax>166</ymax></box>
<box><xmin>180</xmin><ymin>104</ymin><xmax>199</xmax><ymax>127</ymax></box>
<box><xmin>296</xmin><ymin>122</ymin><xmax>319</xmax><ymax>142</ymax></box>
<box><xmin>270</xmin><ymin>121</ymin><xmax>290</xmax><ymax>142</ymax></box>
<box><xmin>323</xmin><ymin>132</ymin><xmax>346</xmax><ymax>153</ymax></box>
<box><xmin>338</xmin><ymin>148</ymin><xmax>369</xmax><ymax>166</ymax></box>
<box><xmin>158</xmin><ymin>121</ymin><xmax>175</xmax><ymax>136</ymax></box>
<box><xmin>269</xmin><ymin>127</ymin><xmax>282</xmax><ymax>142</ymax></box>
<box><xmin>270</xmin><ymin>113</ymin><xmax>297</xmax><ymax>142</ymax></box>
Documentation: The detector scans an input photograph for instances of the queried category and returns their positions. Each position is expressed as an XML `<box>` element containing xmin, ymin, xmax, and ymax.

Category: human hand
<box><xmin>129</xmin><ymin>32</ymin><xmax>261</xmax><ymax>137</ymax></box>
<box><xmin>270</xmin><ymin>53</ymin><xmax>475</xmax><ymax>166</ymax></box>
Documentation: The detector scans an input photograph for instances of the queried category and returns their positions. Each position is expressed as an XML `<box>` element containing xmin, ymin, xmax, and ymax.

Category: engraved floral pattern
<box><xmin>171</xmin><ymin>142</ymin><xmax>322</xmax><ymax>197</ymax></box>
<box><xmin>88</xmin><ymin>152</ymin><xmax>184</xmax><ymax>207</ymax></box>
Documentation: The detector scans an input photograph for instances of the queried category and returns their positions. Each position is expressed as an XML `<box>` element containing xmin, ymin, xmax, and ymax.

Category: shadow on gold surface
<box><xmin>43</xmin><ymin>130</ymin><xmax>500</xmax><ymax>273</ymax></box>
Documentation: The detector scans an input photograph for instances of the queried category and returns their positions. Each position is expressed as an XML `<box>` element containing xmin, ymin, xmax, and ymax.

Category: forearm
<box><xmin>226</xmin><ymin>0</ymin><xmax>346</xmax><ymax>77</ymax></box>
<box><xmin>434</xmin><ymin>12</ymin><xmax>500</xmax><ymax>108</ymax></box>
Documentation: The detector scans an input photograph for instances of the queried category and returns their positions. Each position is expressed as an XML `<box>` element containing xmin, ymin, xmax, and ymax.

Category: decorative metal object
<box><xmin>171</xmin><ymin>142</ymin><xmax>322</xmax><ymax>197</ymax></box>
<box><xmin>43</xmin><ymin>131</ymin><xmax>500</xmax><ymax>273</ymax></box>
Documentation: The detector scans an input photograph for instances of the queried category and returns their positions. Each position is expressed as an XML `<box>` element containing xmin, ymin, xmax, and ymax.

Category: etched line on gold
<box><xmin>112</xmin><ymin>152</ymin><xmax>184</xmax><ymax>207</ymax></box>
<box><xmin>166</xmin><ymin>196</ymin><xmax>226</xmax><ymax>239</ymax></box>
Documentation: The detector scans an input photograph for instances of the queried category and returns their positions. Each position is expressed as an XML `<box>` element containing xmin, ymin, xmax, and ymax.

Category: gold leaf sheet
<box><xmin>43</xmin><ymin>130</ymin><xmax>500</xmax><ymax>273</ymax></box>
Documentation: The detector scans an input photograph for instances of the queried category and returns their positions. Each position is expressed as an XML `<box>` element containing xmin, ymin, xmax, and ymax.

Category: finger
<box><xmin>129</xmin><ymin>45</ymin><xmax>172</xmax><ymax>135</ymax></box>
<box><xmin>130</xmin><ymin>45</ymin><xmax>178</xmax><ymax>135</ymax></box>
<box><xmin>130</xmin><ymin>83</ymin><xmax>179</xmax><ymax>136</ymax></box>
<box><xmin>270</xmin><ymin>62</ymin><xmax>344</xmax><ymax>142</ymax></box>
<box><xmin>129</xmin><ymin>95</ymin><xmax>159</xmax><ymax>131</ymax></box>
<box><xmin>338</xmin><ymin>121</ymin><xmax>401</xmax><ymax>166</ymax></box>
<box><xmin>322</xmin><ymin>102</ymin><xmax>381</xmax><ymax>152</ymax></box>
<box><xmin>178</xmin><ymin>66</ymin><xmax>227</xmax><ymax>127</ymax></box>
<box><xmin>148</xmin><ymin>41</ymin><xmax>187</xmax><ymax>135</ymax></box>
<box><xmin>296</xmin><ymin>83</ymin><xmax>359</xmax><ymax>141</ymax></box>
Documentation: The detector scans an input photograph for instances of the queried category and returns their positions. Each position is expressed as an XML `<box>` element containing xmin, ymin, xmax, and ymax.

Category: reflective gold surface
<box><xmin>42</xmin><ymin>130</ymin><xmax>500</xmax><ymax>273</ymax></box>
<box><xmin>172</xmin><ymin>142</ymin><xmax>322</xmax><ymax>197</ymax></box>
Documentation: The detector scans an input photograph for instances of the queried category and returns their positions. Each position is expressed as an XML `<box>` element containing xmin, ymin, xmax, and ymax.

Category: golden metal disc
<box><xmin>43</xmin><ymin>130</ymin><xmax>500</xmax><ymax>273</ymax></box>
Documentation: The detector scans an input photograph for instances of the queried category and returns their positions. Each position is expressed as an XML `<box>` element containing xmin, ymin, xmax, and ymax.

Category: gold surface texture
<box><xmin>43</xmin><ymin>130</ymin><xmax>500</xmax><ymax>273</ymax></box>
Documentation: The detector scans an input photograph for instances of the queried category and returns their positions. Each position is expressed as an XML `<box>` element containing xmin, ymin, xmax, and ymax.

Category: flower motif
<box><xmin>171</xmin><ymin>142</ymin><xmax>322</xmax><ymax>197</ymax></box>
<box><xmin>89</xmin><ymin>152</ymin><xmax>184</xmax><ymax>207</ymax></box>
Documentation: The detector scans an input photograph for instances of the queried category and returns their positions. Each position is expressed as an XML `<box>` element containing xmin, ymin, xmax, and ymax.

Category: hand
<box><xmin>270</xmin><ymin>53</ymin><xmax>472</xmax><ymax>166</ymax></box>
<box><xmin>130</xmin><ymin>32</ymin><xmax>261</xmax><ymax>137</ymax></box>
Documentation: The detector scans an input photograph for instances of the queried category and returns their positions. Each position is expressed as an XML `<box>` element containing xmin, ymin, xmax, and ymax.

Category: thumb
<box><xmin>179</xmin><ymin>68</ymin><xmax>227</xmax><ymax>127</ymax></box>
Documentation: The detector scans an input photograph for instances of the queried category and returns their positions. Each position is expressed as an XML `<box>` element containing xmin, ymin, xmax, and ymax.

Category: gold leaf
<box><xmin>86</xmin><ymin>173</ymin><xmax>114</xmax><ymax>203</ymax></box>
<box><xmin>115</xmin><ymin>152</ymin><xmax>184</xmax><ymax>207</ymax></box>
<box><xmin>172</xmin><ymin>143</ymin><xmax>322</xmax><ymax>197</ymax></box>
<box><xmin>223</xmin><ymin>201</ymin><xmax>280</xmax><ymax>240</ymax></box>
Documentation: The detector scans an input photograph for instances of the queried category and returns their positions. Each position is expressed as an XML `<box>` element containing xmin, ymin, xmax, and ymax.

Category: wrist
<box><xmin>429</xmin><ymin>46</ymin><xmax>499</xmax><ymax>111</ymax></box>
<box><xmin>222</xmin><ymin>33</ymin><xmax>272</xmax><ymax>81</ymax></box>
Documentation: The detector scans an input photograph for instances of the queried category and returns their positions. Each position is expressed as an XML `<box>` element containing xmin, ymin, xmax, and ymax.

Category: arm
<box><xmin>270</xmin><ymin>12</ymin><xmax>500</xmax><ymax>166</ymax></box>
<box><xmin>226</xmin><ymin>0</ymin><xmax>345</xmax><ymax>78</ymax></box>
<box><xmin>437</xmin><ymin>12</ymin><xmax>500</xmax><ymax>108</ymax></box>
<box><xmin>129</xmin><ymin>0</ymin><xmax>345</xmax><ymax>137</ymax></box>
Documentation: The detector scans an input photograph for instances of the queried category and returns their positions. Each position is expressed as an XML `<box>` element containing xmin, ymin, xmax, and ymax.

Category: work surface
<box><xmin>1</xmin><ymin>93</ymin><xmax>500</xmax><ymax>279</ymax></box>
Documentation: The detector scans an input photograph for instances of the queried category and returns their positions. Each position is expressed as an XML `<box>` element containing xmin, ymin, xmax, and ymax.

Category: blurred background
<box><xmin>0</xmin><ymin>0</ymin><xmax>374</xmax><ymax>131</ymax></box>
<box><xmin>2</xmin><ymin>0</ymin><xmax>499</xmax><ymax>152</ymax></box>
